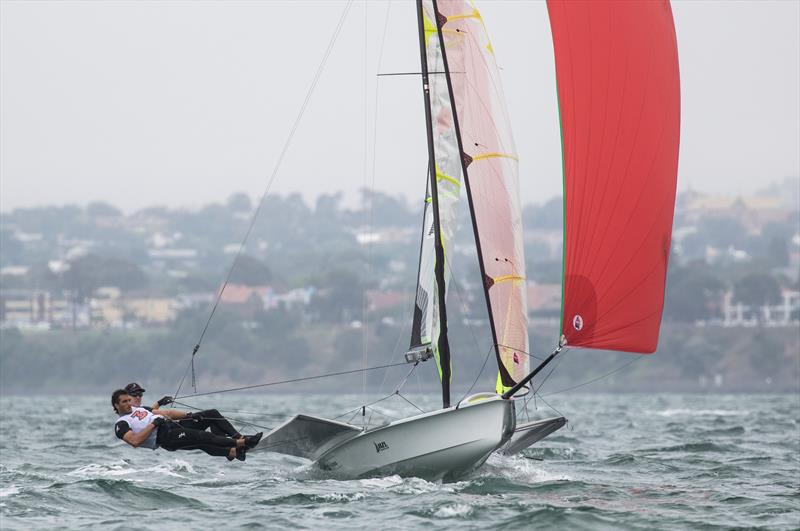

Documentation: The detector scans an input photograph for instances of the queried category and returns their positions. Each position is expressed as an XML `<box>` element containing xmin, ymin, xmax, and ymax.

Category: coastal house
<box><xmin>0</xmin><ymin>289</ymin><xmax>79</xmax><ymax>329</ymax></box>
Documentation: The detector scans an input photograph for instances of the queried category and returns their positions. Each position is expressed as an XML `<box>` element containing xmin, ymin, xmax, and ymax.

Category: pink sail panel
<box><xmin>437</xmin><ymin>0</ymin><xmax>530</xmax><ymax>390</ymax></box>
<box><xmin>548</xmin><ymin>0</ymin><xmax>681</xmax><ymax>353</ymax></box>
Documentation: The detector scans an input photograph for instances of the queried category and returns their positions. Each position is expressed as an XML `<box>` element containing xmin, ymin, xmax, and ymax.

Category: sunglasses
<box><xmin>129</xmin><ymin>393</ymin><xmax>143</xmax><ymax>398</ymax></box>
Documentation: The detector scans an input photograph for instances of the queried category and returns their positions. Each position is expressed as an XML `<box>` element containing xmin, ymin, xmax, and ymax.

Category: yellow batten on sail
<box><xmin>496</xmin><ymin>268</ymin><xmax>524</xmax><ymax>393</ymax></box>
<box><xmin>492</xmin><ymin>274</ymin><xmax>524</xmax><ymax>284</ymax></box>
<box><xmin>445</xmin><ymin>7</ymin><xmax>481</xmax><ymax>23</ymax></box>
<box><xmin>435</xmin><ymin>165</ymin><xmax>461</xmax><ymax>188</ymax></box>
<box><xmin>471</xmin><ymin>152</ymin><xmax>519</xmax><ymax>163</ymax></box>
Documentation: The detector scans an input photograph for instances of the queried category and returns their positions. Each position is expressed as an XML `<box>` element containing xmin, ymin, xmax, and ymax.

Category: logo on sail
<box><xmin>572</xmin><ymin>314</ymin><xmax>584</xmax><ymax>331</ymax></box>
<box><xmin>373</xmin><ymin>441</ymin><xmax>389</xmax><ymax>453</ymax></box>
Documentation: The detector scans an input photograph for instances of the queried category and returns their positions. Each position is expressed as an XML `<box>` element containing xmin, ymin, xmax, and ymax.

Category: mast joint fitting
<box><xmin>405</xmin><ymin>346</ymin><xmax>433</xmax><ymax>364</ymax></box>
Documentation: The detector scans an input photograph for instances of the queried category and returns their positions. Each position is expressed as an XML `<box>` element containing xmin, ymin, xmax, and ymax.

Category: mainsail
<box><xmin>548</xmin><ymin>0</ymin><xmax>681</xmax><ymax>352</ymax></box>
<box><xmin>411</xmin><ymin>0</ymin><xmax>529</xmax><ymax>398</ymax></box>
<box><xmin>435</xmin><ymin>0</ymin><xmax>530</xmax><ymax>393</ymax></box>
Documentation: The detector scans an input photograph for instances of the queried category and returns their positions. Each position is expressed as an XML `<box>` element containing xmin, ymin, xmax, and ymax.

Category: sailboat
<box><xmin>251</xmin><ymin>0</ymin><xmax>681</xmax><ymax>481</ymax></box>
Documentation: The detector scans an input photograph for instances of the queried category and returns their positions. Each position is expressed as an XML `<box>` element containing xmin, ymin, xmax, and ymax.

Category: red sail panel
<box><xmin>547</xmin><ymin>0</ymin><xmax>681</xmax><ymax>353</ymax></box>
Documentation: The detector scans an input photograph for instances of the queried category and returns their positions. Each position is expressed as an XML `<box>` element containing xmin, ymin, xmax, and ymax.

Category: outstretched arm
<box><xmin>117</xmin><ymin>421</ymin><xmax>158</xmax><ymax>448</ymax></box>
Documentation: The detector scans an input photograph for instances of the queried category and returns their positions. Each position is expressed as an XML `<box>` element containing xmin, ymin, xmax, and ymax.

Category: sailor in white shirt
<box><xmin>123</xmin><ymin>383</ymin><xmax>249</xmax><ymax>443</ymax></box>
<box><xmin>112</xmin><ymin>390</ymin><xmax>259</xmax><ymax>461</ymax></box>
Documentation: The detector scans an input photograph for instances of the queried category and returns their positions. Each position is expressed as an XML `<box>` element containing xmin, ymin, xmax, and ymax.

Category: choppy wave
<box><xmin>68</xmin><ymin>459</ymin><xmax>197</xmax><ymax>480</ymax></box>
<box><xmin>652</xmin><ymin>408</ymin><xmax>748</xmax><ymax>417</ymax></box>
<box><xmin>258</xmin><ymin>491</ymin><xmax>367</xmax><ymax>506</ymax></box>
<box><xmin>0</xmin><ymin>394</ymin><xmax>798</xmax><ymax>530</ymax></box>
<box><xmin>0</xmin><ymin>486</ymin><xmax>21</xmax><ymax>498</ymax></box>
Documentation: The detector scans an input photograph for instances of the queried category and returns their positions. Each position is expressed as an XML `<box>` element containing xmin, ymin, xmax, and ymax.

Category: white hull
<box><xmin>316</xmin><ymin>396</ymin><xmax>515</xmax><ymax>481</ymax></box>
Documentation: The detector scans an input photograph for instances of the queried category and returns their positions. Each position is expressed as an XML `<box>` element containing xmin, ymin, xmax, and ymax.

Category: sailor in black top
<box><xmin>112</xmin><ymin>390</ymin><xmax>262</xmax><ymax>461</ymax></box>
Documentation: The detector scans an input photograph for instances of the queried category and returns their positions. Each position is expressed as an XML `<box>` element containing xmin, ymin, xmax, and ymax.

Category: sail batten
<box><xmin>548</xmin><ymin>0</ymin><xmax>681</xmax><ymax>353</ymax></box>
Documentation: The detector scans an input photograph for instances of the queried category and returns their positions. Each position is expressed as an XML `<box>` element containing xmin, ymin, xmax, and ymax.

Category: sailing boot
<box><xmin>244</xmin><ymin>432</ymin><xmax>263</xmax><ymax>449</ymax></box>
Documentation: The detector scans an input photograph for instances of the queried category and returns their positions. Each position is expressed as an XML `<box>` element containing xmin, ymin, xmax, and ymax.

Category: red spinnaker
<box><xmin>547</xmin><ymin>0</ymin><xmax>681</xmax><ymax>353</ymax></box>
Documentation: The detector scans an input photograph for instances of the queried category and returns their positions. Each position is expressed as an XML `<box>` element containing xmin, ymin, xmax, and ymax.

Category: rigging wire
<box><xmin>361</xmin><ymin>0</ymin><xmax>394</xmax><ymax>405</ymax></box>
<box><xmin>169</xmin><ymin>400</ymin><xmax>275</xmax><ymax>433</ymax></box>
<box><xmin>534</xmin><ymin>347</ymin><xmax>568</xmax><ymax>394</ymax></box>
<box><xmin>333</xmin><ymin>392</ymin><xmax>395</xmax><ymax>421</ymax></box>
<box><xmin>455</xmin><ymin>343</ymin><xmax>495</xmax><ymax>407</ymax></box>
<box><xmin>173</xmin><ymin>0</ymin><xmax>355</xmax><ymax>400</ymax></box>
<box><xmin>541</xmin><ymin>356</ymin><xmax>642</xmax><ymax>397</ymax></box>
<box><xmin>373</xmin><ymin>291</ymin><xmax>412</xmax><ymax>396</ymax></box>
<box><xmin>532</xmin><ymin>392</ymin><xmax>565</xmax><ymax>418</ymax></box>
<box><xmin>172</xmin><ymin>402</ymin><xmax>291</xmax><ymax>421</ymax></box>
<box><xmin>175</xmin><ymin>360</ymin><xmax>407</xmax><ymax>401</ymax></box>
<box><xmin>349</xmin><ymin>405</ymin><xmax>402</xmax><ymax>426</ymax></box>
<box><xmin>360</xmin><ymin>0</ymin><xmax>370</xmax><ymax>403</ymax></box>
<box><xmin>521</xmin><ymin>348</ymin><xmax>567</xmax><ymax>419</ymax></box>
<box><xmin>395</xmin><ymin>392</ymin><xmax>426</xmax><ymax>414</ymax></box>
<box><xmin>520</xmin><ymin>347</ymin><xmax>569</xmax><ymax>417</ymax></box>
<box><xmin>333</xmin><ymin>384</ymin><xmax>425</xmax><ymax>430</ymax></box>
<box><xmin>368</xmin><ymin>358</ymin><xmax>417</xmax><ymax>427</ymax></box>
<box><xmin>513</xmin><ymin>352</ymin><xmax>641</xmax><ymax>420</ymax></box>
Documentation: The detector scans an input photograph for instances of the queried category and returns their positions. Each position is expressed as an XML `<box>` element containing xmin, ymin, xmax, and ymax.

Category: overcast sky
<box><xmin>1</xmin><ymin>0</ymin><xmax>798</xmax><ymax>213</ymax></box>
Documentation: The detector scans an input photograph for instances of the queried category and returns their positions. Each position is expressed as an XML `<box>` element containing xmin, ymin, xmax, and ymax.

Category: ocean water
<box><xmin>1</xmin><ymin>393</ymin><xmax>798</xmax><ymax>530</ymax></box>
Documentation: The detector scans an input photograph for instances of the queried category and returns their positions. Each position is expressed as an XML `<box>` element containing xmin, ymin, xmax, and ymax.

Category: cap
<box><xmin>124</xmin><ymin>382</ymin><xmax>146</xmax><ymax>395</ymax></box>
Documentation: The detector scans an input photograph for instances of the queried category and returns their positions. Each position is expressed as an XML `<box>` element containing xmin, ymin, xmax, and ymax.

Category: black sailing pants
<box><xmin>157</xmin><ymin>423</ymin><xmax>238</xmax><ymax>458</ymax></box>
<box><xmin>177</xmin><ymin>409</ymin><xmax>241</xmax><ymax>438</ymax></box>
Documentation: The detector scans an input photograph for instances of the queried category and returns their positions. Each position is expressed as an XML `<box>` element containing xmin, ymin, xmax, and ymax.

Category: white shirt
<box><xmin>115</xmin><ymin>406</ymin><xmax>164</xmax><ymax>450</ymax></box>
